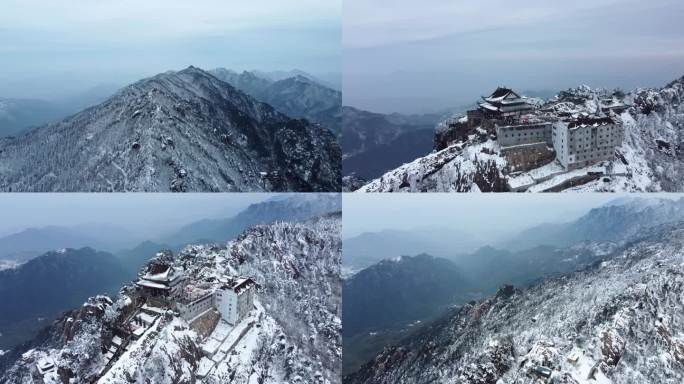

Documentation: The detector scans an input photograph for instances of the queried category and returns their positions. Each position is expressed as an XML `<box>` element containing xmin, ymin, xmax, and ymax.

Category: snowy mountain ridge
<box><xmin>0</xmin><ymin>66</ymin><xmax>341</xmax><ymax>192</ymax></box>
<box><xmin>356</xmin><ymin>76</ymin><xmax>684</xmax><ymax>192</ymax></box>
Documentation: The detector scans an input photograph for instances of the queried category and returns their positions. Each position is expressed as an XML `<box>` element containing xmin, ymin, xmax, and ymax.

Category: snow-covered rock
<box><xmin>357</xmin><ymin>139</ymin><xmax>507</xmax><ymax>192</ymax></box>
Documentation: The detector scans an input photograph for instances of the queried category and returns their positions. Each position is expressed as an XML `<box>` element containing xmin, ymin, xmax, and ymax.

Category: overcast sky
<box><xmin>344</xmin><ymin>0</ymin><xmax>684</xmax><ymax>114</ymax></box>
<box><xmin>342</xmin><ymin>193</ymin><xmax>682</xmax><ymax>239</ymax></box>
<box><xmin>0</xmin><ymin>193</ymin><xmax>273</xmax><ymax>238</ymax></box>
<box><xmin>0</xmin><ymin>0</ymin><xmax>341</xmax><ymax>99</ymax></box>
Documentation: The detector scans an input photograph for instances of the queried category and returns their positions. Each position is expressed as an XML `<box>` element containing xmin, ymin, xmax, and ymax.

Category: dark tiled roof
<box><xmin>490</xmin><ymin>87</ymin><xmax>516</xmax><ymax>98</ymax></box>
<box><xmin>148</xmin><ymin>263</ymin><xmax>171</xmax><ymax>275</ymax></box>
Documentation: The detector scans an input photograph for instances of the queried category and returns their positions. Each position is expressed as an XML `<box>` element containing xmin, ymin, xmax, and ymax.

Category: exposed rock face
<box><xmin>345</xmin><ymin>223</ymin><xmax>684</xmax><ymax>384</ymax></box>
<box><xmin>433</xmin><ymin>118</ymin><xmax>491</xmax><ymax>151</ymax></box>
<box><xmin>626</xmin><ymin>76</ymin><xmax>684</xmax><ymax>191</ymax></box>
<box><xmin>0</xmin><ymin>66</ymin><xmax>341</xmax><ymax>192</ymax></box>
<box><xmin>434</xmin><ymin>120</ymin><xmax>468</xmax><ymax>151</ymax></box>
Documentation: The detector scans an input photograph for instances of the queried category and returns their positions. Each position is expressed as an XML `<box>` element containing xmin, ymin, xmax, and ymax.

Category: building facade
<box><xmin>215</xmin><ymin>277</ymin><xmax>257</xmax><ymax>325</ymax></box>
<box><xmin>552</xmin><ymin>117</ymin><xmax>623</xmax><ymax>170</ymax></box>
<box><xmin>178</xmin><ymin>292</ymin><xmax>215</xmax><ymax>321</ymax></box>
<box><xmin>465</xmin><ymin>87</ymin><xmax>625</xmax><ymax>171</ymax></box>
<box><xmin>496</xmin><ymin>122</ymin><xmax>553</xmax><ymax>147</ymax></box>
<box><xmin>177</xmin><ymin>277</ymin><xmax>257</xmax><ymax>325</ymax></box>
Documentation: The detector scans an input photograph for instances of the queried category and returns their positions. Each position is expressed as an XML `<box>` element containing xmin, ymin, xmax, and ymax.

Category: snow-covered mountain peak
<box><xmin>0</xmin><ymin>66</ymin><xmax>341</xmax><ymax>192</ymax></box>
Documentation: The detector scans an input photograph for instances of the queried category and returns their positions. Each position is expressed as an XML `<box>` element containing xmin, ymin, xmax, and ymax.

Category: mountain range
<box><xmin>342</xmin><ymin>197</ymin><xmax>671</xmax><ymax>274</ymax></box>
<box><xmin>210</xmin><ymin>69</ymin><xmax>342</xmax><ymax>137</ymax></box>
<box><xmin>0</xmin><ymin>224</ymin><xmax>143</xmax><ymax>264</ymax></box>
<box><xmin>346</xmin><ymin>220</ymin><xmax>684</xmax><ymax>383</ymax></box>
<box><xmin>503</xmin><ymin>197</ymin><xmax>684</xmax><ymax>250</ymax></box>
<box><xmin>342</xmin><ymin>254</ymin><xmax>472</xmax><ymax>374</ymax></box>
<box><xmin>342</xmin><ymin>241</ymin><xmax>620</xmax><ymax>376</ymax></box>
<box><xmin>342</xmin><ymin>197</ymin><xmax>684</xmax><ymax>377</ymax></box>
<box><xmin>342</xmin><ymin>227</ymin><xmax>483</xmax><ymax>272</ymax></box>
<box><xmin>344</xmin><ymin>254</ymin><xmax>471</xmax><ymax>338</ymax></box>
<box><xmin>0</xmin><ymin>66</ymin><xmax>341</xmax><ymax>192</ymax></box>
<box><xmin>162</xmin><ymin>193</ymin><xmax>341</xmax><ymax>246</ymax></box>
<box><xmin>0</xmin><ymin>194</ymin><xmax>341</xmax><ymax>269</ymax></box>
<box><xmin>0</xmin><ymin>248</ymin><xmax>128</xmax><ymax>352</ymax></box>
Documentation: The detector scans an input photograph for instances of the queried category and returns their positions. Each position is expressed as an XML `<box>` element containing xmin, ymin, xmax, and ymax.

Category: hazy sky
<box><xmin>344</xmin><ymin>0</ymin><xmax>684</xmax><ymax>114</ymax></box>
<box><xmin>0</xmin><ymin>0</ymin><xmax>341</xmax><ymax>99</ymax></box>
<box><xmin>0</xmin><ymin>193</ymin><xmax>273</xmax><ymax>239</ymax></box>
<box><xmin>342</xmin><ymin>193</ymin><xmax>683</xmax><ymax>239</ymax></box>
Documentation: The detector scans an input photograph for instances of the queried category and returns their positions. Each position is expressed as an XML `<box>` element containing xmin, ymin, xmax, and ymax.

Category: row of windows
<box><xmin>571</xmin><ymin>146</ymin><xmax>613</xmax><ymax>154</ymax></box>
<box><xmin>571</xmin><ymin>152</ymin><xmax>612</xmax><ymax>161</ymax></box>
<box><xmin>572</xmin><ymin>138</ymin><xmax>619</xmax><ymax>148</ymax></box>
<box><xmin>570</xmin><ymin>134</ymin><xmax>619</xmax><ymax>139</ymax></box>
<box><xmin>503</xmin><ymin>131</ymin><xmax>547</xmax><ymax>138</ymax></box>
<box><xmin>190</xmin><ymin>299</ymin><xmax>212</xmax><ymax>309</ymax></box>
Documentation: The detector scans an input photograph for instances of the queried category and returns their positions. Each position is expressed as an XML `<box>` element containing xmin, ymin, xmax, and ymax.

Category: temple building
<box><xmin>455</xmin><ymin>85</ymin><xmax>625</xmax><ymax>174</ymax></box>
<box><xmin>478</xmin><ymin>87</ymin><xmax>536</xmax><ymax>119</ymax></box>
<box><xmin>552</xmin><ymin>116</ymin><xmax>624</xmax><ymax>170</ymax></box>
<box><xmin>135</xmin><ymin>257</ymin><xmax>257</xmax><ymax>326</ymax></box>
<box><xmin>135</xmin><ymin>264</ymin><xmax>186</xmax><ymax>300</ymax></box>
